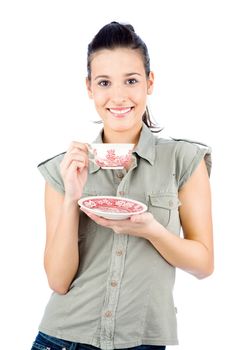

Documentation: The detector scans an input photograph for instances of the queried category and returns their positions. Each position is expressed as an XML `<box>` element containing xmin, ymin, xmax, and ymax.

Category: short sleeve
<box><xmin>37</xmin><ymin>152</ymin><xmax>66</xmax><ymax>194</ymax></box>
<box><xmin>173</xmin><ymin>138</ymin><xmax>212</xmax><ymax>189</ymax></box>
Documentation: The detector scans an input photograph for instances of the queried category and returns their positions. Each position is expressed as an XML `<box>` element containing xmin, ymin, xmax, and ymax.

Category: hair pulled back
<box><xmin>87</xmin><ymin>21</ymin><xmax>160</xmax><ymax>132</ymax></box>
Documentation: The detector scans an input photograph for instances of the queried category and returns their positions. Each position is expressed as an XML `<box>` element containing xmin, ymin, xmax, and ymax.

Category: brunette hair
<box><xmin>87</xmin><ymin>21</ymin><xmax>161</xmax><ymax>132</ymax></box>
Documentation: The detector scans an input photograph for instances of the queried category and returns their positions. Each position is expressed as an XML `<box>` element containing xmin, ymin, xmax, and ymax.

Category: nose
<box><xmin>110</xmin><ymin>85</ymin><xmax>127</xmax><ymax>104</ymax></box>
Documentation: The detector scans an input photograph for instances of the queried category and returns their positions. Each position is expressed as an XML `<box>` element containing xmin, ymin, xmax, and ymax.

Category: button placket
<box><xmin>113</xmin><ymin>169</ymin><xmax>126</xmax><ymax>185</ymax></box>
<box><xmin>99</xmin><ymin>166</ymin><xmax>131</xmax><ymax>349</ymax></box>
<box><xmin>116</xmin><ymin>164</ymin><xmax>135</xmax><ymax>198</ymax></box>
<box><xmin>100</xmin><ymin>233</ymin><xmax>128</xmax><ymax>348</ymax></box>
<box><xmin>117</xmin><ymin>182</ymin><xmax>126</xmax><ymax>196</ymax></box>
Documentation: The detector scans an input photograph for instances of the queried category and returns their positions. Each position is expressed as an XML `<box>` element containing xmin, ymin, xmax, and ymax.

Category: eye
<box><xmin>126</xmin><ymin>78</ymin><xmax>138</xmax><ymax>85</ymax></box>
<box><xmin>98</xmin><ymin>80</ymin><xmax>111</xmax><ymax>87</ymax></box>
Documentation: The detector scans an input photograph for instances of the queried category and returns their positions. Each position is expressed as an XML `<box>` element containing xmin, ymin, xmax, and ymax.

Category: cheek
<box><xmin>132</xmin><ymin>86</ymin><xmax>147</xmax><ymax>101</ymax></box>
<box><xmin>133</xmin><ymin>91</ymin><xmax>147</xmax><ymax>109</ymax></box>
<box><xmin>93</xmin><ymin>91</ymin><xmax>108</xmax><ymax>107</ymax></box>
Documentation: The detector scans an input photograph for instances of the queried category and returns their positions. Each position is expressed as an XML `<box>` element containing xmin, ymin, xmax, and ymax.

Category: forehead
<box><xmin>90</xmin><ymin>48</ymin><xmax>145</xmax><ymax>75</ymax></box>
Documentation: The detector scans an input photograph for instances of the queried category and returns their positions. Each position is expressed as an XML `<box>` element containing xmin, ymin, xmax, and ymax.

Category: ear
<box><xmin>147</xmin><ymin>71</ymin><xmax>155</xmax><ymax>95</ymax></box>
<box><xmin>86</xmin><ymin>77</ymin><xmax>93</xmax><ymax>99</ymax></box>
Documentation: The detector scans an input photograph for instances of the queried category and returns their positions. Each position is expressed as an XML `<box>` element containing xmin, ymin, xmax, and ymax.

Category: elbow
<box><xmin>196</xmin><ymin>262</ymin><xmax>214</xmax><ymax>280</ymax></box>
<box><xmin>48</xmin><ymin>281</ymin><xmax>70</xmax><ymax>295</ymax></box>
<box><xmin>45</xmin><ymin>273</ymin><xmax>71</xmax><ymax>294</ymax></box>
<box><xmin>195</xmin><ymin>248</ymin><xmax>214</xmax><ymax>279</ymax></box>
<box><xmin>44</xmin><ymin>264</ymin><xmax>74</xmax><ymax>295</ymax></box>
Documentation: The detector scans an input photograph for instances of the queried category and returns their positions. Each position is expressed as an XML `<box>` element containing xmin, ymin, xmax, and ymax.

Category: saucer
<box><xmin>78</xmin><ymin>196</ymin><xmax>147</xmax><ymax>220</ymax></box>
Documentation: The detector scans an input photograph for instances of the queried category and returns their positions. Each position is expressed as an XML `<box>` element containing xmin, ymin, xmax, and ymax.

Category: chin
<box><xmin>109</xmin><ymin>122</ymin><xmax>132</xmax><ymax>131</ymax></box>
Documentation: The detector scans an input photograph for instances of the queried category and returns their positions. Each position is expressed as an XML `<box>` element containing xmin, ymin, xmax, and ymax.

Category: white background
<box><xmin>0</xmin><ymin>1</ymin><xmax>232</xmax><ymax>349</ymax></box>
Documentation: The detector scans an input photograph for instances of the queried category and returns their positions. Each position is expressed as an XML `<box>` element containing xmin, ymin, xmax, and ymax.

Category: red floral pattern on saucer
<box><xmin>78</xmin><ymin>196</ymin><xmax>147</xmax><ymax>220</ymax></box>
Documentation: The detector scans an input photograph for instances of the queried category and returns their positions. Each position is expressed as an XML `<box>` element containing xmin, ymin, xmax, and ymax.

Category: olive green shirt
<box><xmin>37</xmin><ymin>124</ymin><xmax>211</xmax><ymax>349</ymax></box>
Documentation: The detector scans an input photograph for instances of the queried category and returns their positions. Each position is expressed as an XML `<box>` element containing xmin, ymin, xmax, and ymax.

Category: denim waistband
<box><xmin>31</xmin><ymin>332</ymin><xmax>166</xmax><ymax>350</ymax></box>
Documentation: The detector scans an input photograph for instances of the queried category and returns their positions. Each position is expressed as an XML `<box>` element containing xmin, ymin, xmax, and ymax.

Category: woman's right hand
<box><xmin>60</xmin><ymin>141</ymin><xmax>89</xmax><ymax>202</ymax></box>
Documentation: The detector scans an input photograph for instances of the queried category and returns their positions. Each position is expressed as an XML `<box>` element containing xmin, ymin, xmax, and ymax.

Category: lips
<box><xmin>108</xmin><ymin>107</ymin><xmax>133</xmax><ymax>116</ymax></box>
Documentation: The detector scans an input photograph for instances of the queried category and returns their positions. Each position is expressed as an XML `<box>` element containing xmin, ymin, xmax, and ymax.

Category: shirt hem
<box><xmin>38</xmin><ymin>326</ymin><xmax>178</xmax><ymax>348</ymax></box>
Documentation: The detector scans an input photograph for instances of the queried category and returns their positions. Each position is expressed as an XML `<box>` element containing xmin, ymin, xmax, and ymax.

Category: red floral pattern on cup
<box><xmin>93</xmin><ymin>148</ymin><xmax>132</xmax><ymax>168</ymax></box>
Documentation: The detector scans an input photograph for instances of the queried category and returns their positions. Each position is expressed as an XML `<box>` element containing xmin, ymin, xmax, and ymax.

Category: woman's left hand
<box><xmin>80</xmin><ymin>209</ymin><xmax>160</xmax><ymax>240</ymax></box>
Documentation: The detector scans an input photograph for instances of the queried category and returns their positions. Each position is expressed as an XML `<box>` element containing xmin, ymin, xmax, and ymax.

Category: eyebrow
<box><xmin>94</xmin><ymin>72</ymin><xmax>142</xmax><ymax>80</ymax></box>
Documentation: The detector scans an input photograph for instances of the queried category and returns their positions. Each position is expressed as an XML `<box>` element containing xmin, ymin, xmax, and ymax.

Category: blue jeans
<box><xmin>31</xmin><ymin>332</ymin><xmax>166</xmax><ymax>350</ymax></box>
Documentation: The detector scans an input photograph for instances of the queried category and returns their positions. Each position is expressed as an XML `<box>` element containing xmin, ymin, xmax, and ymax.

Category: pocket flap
<box><xmin>149</xmin><ymin>194</ymin><xmax>181</xmax><ymax>209</ymax></box>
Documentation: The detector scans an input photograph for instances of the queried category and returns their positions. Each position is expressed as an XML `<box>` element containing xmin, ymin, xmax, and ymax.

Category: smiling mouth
<box><xmin>108</xmin><ymin>107</ymin><xmax>133</xmax><ymax>116</ymax></box>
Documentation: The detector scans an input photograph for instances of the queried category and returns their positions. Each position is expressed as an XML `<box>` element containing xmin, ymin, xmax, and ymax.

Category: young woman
<box><xmin>31</xmin><ymin>21</ymin><xmax>213</xmax><ymax>350</ymax></box>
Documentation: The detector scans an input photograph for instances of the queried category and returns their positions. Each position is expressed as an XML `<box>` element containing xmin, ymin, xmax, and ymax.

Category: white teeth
<box><xmin>109</xmin><ymin>108</ymin><xmax>131</xmax><ymax>114</ymax></box>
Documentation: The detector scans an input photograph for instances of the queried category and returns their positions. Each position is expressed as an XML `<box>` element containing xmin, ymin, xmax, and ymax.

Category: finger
<box><xmin>69</xmin><ymin>153</ymin><xmax>88</xmax><ymax>167</ymax></box>
<box><xmin>61</xmin><ymin>142</ymin><xmax>90</xmax><ymax>172</ymax></box>
<box><xmin>61</xmin><ymin>151</ymin><xmax>88</xmax><ymax>171</ymax></box>
<box><xmin>130</xmin><ymin>212</ymin><xmax>152</xmax><ymax>223</ymax></box>
<box><xmin>80</xmin><ymin>208</ymin><xmax>103</xmax><ymax>222</ymax></box>
<box><xmin>130</xmin><ymin>214</ymin><xmax>143</xmax><ymax>223</ymax></box>
<box><xmin>67</xmin><ymin>142</ymin><xmax>89</xmax><ymax>153</ymax></box>
<box><xmin>69</xmin><ymin>159</ymin><xmax>87</xmax><ymax>172</ymax></box>
<box><xmin>80</xmin><ymin>209</ymin><xmax>113</xmax><ymax>226</ymax></box>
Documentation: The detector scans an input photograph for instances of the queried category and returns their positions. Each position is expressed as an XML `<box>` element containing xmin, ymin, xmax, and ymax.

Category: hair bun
<box><xmin>110</xmin><ymin>21</ymin><xmax>135</xmax><ymax>32</ymax></box>
<box><xmin>125</xmin><ymin>24</ymin><xmax>135</xmax><ymax>32</ymax></box>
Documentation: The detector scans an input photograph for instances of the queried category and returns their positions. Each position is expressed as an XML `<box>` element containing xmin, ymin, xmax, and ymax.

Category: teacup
<box><xmin>89</xmin><ymin>143</ymin><xmax>134</xmax><ymax>169</ymax></box>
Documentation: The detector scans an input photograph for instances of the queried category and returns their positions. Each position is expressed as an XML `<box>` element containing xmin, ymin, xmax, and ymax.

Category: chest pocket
<box><xmin>148</xmin><ymin>194</ymin><xmax>181</xmax><ymax>228</ymax></box>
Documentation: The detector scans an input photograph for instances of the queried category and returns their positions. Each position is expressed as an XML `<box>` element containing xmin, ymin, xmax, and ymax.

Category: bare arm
<box><xmin>44</xmin><ymin>184</ymin><xmax>80</xmax><ymax>294</ymax></box>
<box><xmin>43</xmin><ymin>142</ymin><xmax>89</xmax><ymax>294</ymax></box>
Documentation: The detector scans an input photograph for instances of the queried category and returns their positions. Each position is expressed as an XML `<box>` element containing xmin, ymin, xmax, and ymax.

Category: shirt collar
<box><xmin>133</xmin><ymin>123</ymin><xmax>157</xmax><ymax>165</ymax></box>
<box><xmin>88</xmin><ymin>123</ymin><xmax>157</xmax><ymax>174</ymax></box>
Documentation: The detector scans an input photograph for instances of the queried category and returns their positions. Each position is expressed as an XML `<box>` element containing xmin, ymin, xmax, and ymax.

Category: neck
<box><xmin>103</xmin><ymin>125</ymin><xmax>142</xmax><ymax>144</ymax></box>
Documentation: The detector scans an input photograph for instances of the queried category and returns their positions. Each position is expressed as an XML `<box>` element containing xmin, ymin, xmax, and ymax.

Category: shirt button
<box><xmin>116</xmin><ymin>250</ymin><xmax>123</xmax><ymax>256</ymax></box>
<box><xmin>117</xmin><ymin>172</ymin><xmax>124</xmax><ymax>178</ymax></box>
<box><xmin>111</xmin><ymin>280</ymin><xmax>118</xmax><ymax>287</ymax></box>
<box><xmin>105</xmin><ymin>310</ymin><xmax>112</xmax><ymax>318</ymax></box>
<box><xmin>169</xmin><ymin>200</ymin><xmax>174</xmax><ymax>207</ymax></box>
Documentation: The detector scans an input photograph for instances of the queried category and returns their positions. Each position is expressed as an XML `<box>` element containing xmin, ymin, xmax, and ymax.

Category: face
<box><xmin>86</xmin><ymin>48</ymin><xmax>154</xmax><ymax>143</ymax></box>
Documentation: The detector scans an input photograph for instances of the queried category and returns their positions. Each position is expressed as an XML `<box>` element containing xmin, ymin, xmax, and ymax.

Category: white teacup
<box><xmin>89</xmin><ymin>143</ymin><xmax>134</xmax><ymax>169</ymax></box>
